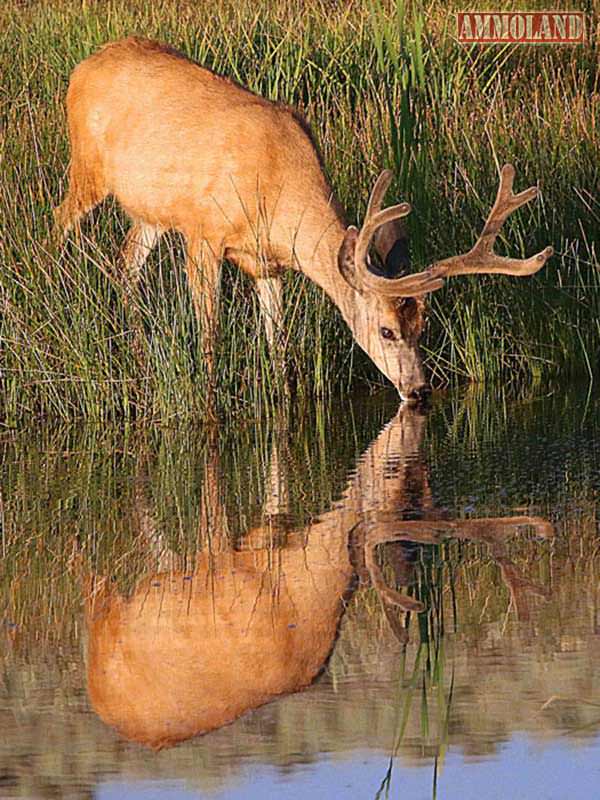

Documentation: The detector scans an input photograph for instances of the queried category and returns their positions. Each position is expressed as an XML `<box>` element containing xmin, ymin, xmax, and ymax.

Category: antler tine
<box><xmin>343</xmin><ymin>164</ymin><xmax>551</xmax><ymax>299</ymax></box>
<box><xmin>364</xmin><ymin>169</ymin><xmax>394</xmax><ymax>220</ymax></box>
<box><xmin>352</xmin><ymin>172</ymin><xmax>444</xmax><ymax>297</ymax></box>
<box><xmin>364</xmin><ymin>534</ymin><xmax>425</xmax><ymax>614</ymax></box>
<box><xmin>354</xmin><ymin>203</ymin><xmax>411</xmax><ymax>272</ymax></box>
<box><xmin>428</xmin><ymin>164</ymin><xmax>553</xmax><ymax>279</ymax></box>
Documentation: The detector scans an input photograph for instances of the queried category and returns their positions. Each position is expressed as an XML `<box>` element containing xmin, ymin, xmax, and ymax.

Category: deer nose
<box><xmin>406</xmin><ymin>385</ymin><xmax>431</xmax><ymax>404</ymax></box>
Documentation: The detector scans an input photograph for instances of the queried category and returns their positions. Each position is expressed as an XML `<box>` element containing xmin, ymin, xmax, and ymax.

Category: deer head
<box><xmin>337</xmin><ymin>165</ymin><xmax>553</xmax><ymax>402</ymax></box>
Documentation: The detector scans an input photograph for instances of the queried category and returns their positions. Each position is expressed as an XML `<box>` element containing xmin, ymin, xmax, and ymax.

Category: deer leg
<box><xmin>263</xmin><ymin>415</ymin><xmax>290</xmax><ymax>533</ymax></box>
<box><xmin>199</xmin><ymin>438</ymin><xmax>228</xmax><ymax>545</ymax></box>
<box><xmin>186</xmin><ymin>239</ymin><xmax>221</xmax><ymax>391</ymax></box>
<box><xmin>133</xmin><ymin>471</ymin><xmax>177</xmax><ymax>573</ymax></box>
<box><xmin>119</xmin><ymin>221</ymin><xmax>162</xmax><ymax>307</ymax></box>
<box><xmin>54</xmin><ymin>155</ymin><xmax>107</xmax><ymax>239</ymax></box>
<box><xmin>236</xmin><ymin>419</ymin><xmax>291</xmax><ymax>550</ymax></box>
<box><xmin>256</xmin><ymin>277</ymin><xmax>289</xmax><ymax>395</ymax></box>
<box><xmin>224</xmin><ymin>249</ymin><xmax>288</xmax><ymax>394</ymax></box>
<box><xmin>117</xmin><ymin>221</ymin><xmax>162</xmax><ymax>365</ymax></box>
<box><xmin>256</xmin><ymin>277</ymin><xmax>284</xmax><ymax>351</ymax></box>
<box><xmin>54</xmin><ymin>192</ymin><xmax>92</xmax><ymax>238</ymax></box>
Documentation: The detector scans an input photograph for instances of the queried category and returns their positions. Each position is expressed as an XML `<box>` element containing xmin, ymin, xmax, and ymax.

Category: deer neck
<box><xmin>291</xmin><ymin>212</ymin><xmax>359</xmax><ymax>326</ymax></box>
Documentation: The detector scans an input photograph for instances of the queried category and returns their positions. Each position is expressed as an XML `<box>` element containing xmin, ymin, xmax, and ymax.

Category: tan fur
<box><xmin>57</xmin><ymin>37</ymin><xmax>341</xmax><ymax>268</ymax></box>
<box><xmin>56</xmin><ymin>44</ymin><xmax>550</xmax><ymax>398</ymax></box>
<box><xmin>86</xmin><ymin>536</ymin><xmax>350</xmax><ymax>750</ymax></box>
<box><xmin>83</xmin><ymin>407</ymin><xmax>426</xmax><ymax>749</ymax></box>
<box><xmin>83</xmin><ymin>407</ymin><xmax>552</xmax><ymax>749</ymax></box>
<box><xmin>55</xmin><ymin>37</ymin><xmax>432</xmax><ymax>398</ymax></box>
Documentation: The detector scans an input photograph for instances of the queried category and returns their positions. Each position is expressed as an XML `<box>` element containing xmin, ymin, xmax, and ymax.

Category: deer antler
<box><xmin>349</xmin><ymin>171</ymin><xmax>445</xmax><ymax>297</ymax></box>
<box><xmin>364</xmin><ymin>537</ymin><xmax>426</xmax><ymax>614</ymax></box>
<box><xmin>427</xmin><ymin>164</ymin><xmax>553</xmax><ymax>280</ymax></box>
<box><xmin>352</xmin><ymin>164</ymin><xmax>552</xmax><ymax>298</ymax></box>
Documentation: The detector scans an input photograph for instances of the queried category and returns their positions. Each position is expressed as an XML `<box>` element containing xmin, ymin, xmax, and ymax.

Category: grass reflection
<box><xmin>0</xmin><ymin>388</ymin><xmax>599</xmax><ymax>796</ymax></box>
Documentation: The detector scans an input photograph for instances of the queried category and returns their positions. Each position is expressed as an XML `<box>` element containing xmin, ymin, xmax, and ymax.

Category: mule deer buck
<box><xmin>56</xmin><ymin>37</ymin><xmax>553</xmax><ymax>401</ymax></box>
<box><xmin>82</xmin><ymin>405</ymin><xmax>552</xmax><ymax>749</ymax></box>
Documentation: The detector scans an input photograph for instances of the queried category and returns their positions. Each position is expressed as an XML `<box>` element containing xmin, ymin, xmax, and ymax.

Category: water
<box><xmin>1</xmin><ymin>388</ymin><xmax>599</xmax><ymax>799</ymax></box>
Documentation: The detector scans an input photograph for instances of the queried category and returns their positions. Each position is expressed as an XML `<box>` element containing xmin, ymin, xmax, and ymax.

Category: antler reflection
<box><xmin>82</xmin><ymin>405</ymin><xmax>552</xmax><ymax>748</ymax></box>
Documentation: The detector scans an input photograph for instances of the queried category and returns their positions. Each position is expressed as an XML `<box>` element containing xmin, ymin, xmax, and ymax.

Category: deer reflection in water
<box><xmin>83</xmin><ymin>406</ymin><xmax>552</xmax><ymax>749</ymax></box>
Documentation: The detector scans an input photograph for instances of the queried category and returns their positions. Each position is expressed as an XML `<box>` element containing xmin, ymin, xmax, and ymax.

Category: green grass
<box><xmin>0</xmin><ymin>0</ymin><xmax>598</xmax><ymax>422</ymax></box>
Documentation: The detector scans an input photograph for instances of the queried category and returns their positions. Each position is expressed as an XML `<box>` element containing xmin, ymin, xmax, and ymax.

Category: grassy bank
<box><xmin>0</xmin><ymin>0</ymin><xmax>598</xmax><ymax>422</ymax></box>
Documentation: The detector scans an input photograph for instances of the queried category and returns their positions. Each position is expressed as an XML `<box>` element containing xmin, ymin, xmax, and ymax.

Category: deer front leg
<box><xmin>256</xmin><ymin>276</ymin><xmax>288</xmax><ymax>396</ymax></box>
<box><xmin>119</xmin><ymin>221</ymin><xmax>162</xmax><ymax>364</ymax></box>
<box><xmin>256</xmin><ymin>277</ymin><xmax>284</xmax><ymax>352</ymax></box>
<box><xmin>186</xmin><ymin>238</ymin><xmax>221</xmax><ymax>393</ymax></box>
<box><xmin>199</xmin><ymin>437</ymin><xmax>228</xmax><ymax>545</ymax></box>
<box><xmin>261</xmin><ymin>415</ymin><xmax>292</xmax><ymax>548</ymax></box>
<box><xmin>119</xmin><ymin>221</ymin><xmax>162</xmax><ymax>307</ymax></box>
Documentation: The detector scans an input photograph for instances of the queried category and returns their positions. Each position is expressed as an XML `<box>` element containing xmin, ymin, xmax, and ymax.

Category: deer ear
<box><xmin>338</xmin><ymin>226</ymin><xmax>362</xmax><ymax>291</ymax></box>
<box><xmin>372</xmin><ymin>218</ymin><xmax>411</xmax><ymax>278</ymax></box>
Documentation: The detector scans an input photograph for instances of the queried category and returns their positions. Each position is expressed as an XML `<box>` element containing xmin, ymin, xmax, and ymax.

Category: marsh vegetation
<box><xmin>0</xmin><ymin>0</ymin><xmax>597</xmax><ymax>421</ymax></box>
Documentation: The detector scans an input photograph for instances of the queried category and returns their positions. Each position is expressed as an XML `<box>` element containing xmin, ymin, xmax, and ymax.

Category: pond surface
<box><xmin>1</xmin><ymin>388</ymin><xmax>599</xmax><ymax>799</ymax></box>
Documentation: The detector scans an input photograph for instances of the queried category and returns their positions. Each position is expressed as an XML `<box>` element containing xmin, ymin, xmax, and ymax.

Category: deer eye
<box><xmin>380</xmin><ymin>327</ymin><xmax>396</xmax><ymax>341</ymax></box>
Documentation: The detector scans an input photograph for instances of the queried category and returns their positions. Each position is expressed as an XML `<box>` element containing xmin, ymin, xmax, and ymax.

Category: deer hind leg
<box><xmin>54</xmin><ymin>152</ymin><xmax>107</xmax><ymax>238</ymax></box>
<box><xmin>186</xmin><ymin>238</ymin><xmax>222</xmax><ymax>390</ymax></box>
<box><xmin>133</xmin><ymin>470</ymin><xmax>177</xmax><ymax>573</ymax></box>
